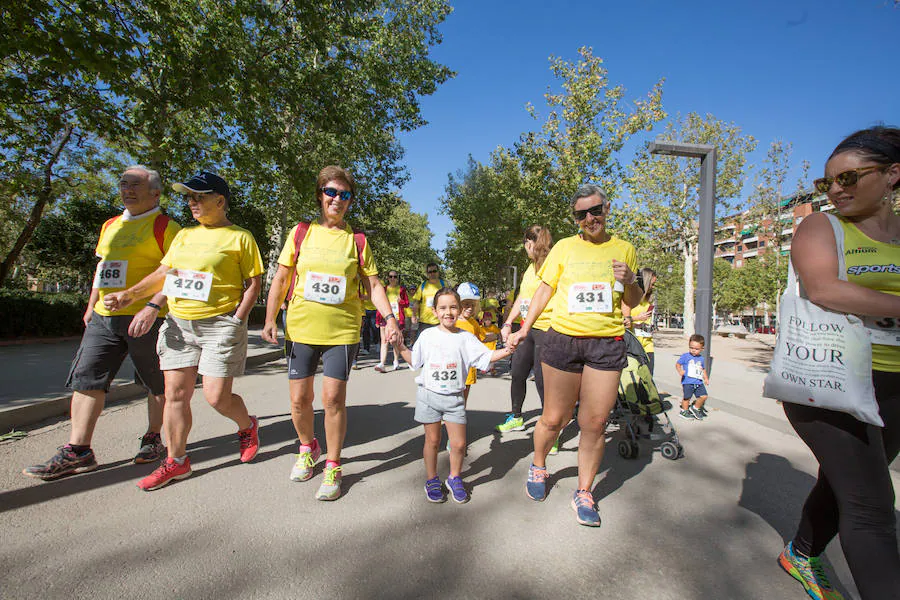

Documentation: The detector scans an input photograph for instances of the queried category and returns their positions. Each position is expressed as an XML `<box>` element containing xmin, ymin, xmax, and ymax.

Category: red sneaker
<box><xmin>238</xmin><ymin>416</ymin><xmax>259</xmax><ymax>463</ymax></box>
<box><xmin>137</xmin><ymin>457</ymin><xmax>191</xmax><ymax>491</ymax></box>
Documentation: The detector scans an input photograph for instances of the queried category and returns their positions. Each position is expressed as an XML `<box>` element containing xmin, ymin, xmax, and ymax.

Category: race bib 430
<box><xmin>304</xmin><ymin>271</ymin><xmax>347</xmax><ymax>305</ymax></box>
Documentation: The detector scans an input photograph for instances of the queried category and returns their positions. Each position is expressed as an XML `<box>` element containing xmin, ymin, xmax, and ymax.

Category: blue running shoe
<box><xmin>526</xmin><ymin>464</ymin><xmax>548</xmax><ymax>501</ymax></box>
<box><xmin>572</xmin><ymin>489</ymin><xmax>600</xmax><ymax>527</ymax></box>
<box><xmin>445</xmin><ymin>476</ymin><xmax>469</xmax><ymax>503</ymax></box>
<box><xmin>425</xmin><ymin>477</ymin><xmax>445</xmax><ymax>503</ymax></box>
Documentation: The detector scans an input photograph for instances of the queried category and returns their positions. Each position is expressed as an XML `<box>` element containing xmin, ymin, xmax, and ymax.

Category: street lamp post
<box><xmin>648</xmin><ymin>138</ymin><xmax>718</xmax><ymax>372</ymax></box>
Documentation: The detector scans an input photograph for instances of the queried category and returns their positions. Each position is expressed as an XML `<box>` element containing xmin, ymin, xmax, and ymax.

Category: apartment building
<box><xmin>714</xmin><ymin>189</ymin><xmax>832</xmax><ymax>267</ymax></box>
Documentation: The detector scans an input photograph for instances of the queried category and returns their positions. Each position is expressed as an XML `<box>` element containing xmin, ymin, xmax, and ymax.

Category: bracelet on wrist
<box><xmin>146</xmin><ymin>302</ymin><xmax>161</xmax><ymax>311</ymax></box>
<box><xmin>383</xmin><ymin>313</ymin><xmax>396</xmax><ymax>322</ymax></box>
<box><xmin>502</xmin><ymin>323</ymin><xmax>512</xmax><ymax>328</ymax></box>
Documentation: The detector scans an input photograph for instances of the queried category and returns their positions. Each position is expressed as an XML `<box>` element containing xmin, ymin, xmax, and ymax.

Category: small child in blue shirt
<box><xmin>675</xmin><ymin>334</ymin><xmax>710</xmax><ymax>420</ymax></box>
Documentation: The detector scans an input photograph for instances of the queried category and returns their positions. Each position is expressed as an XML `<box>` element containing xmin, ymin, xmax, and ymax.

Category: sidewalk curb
<box><xmin>0</xmin><ymin>349</ymin><xmax>284</xmax><ymax>432</ymax></box>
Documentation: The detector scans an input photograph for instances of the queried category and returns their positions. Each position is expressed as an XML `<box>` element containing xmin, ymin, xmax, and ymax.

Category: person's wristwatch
<box><xmin>146</xmin><ymin>302</ymin><xmax>161</xmax><ymax>311</ymax></box>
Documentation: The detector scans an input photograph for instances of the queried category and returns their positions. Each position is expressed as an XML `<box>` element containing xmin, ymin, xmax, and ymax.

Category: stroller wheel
<box><xmin>617</xmin><ymin>439</ymin><xmax>638</xmax><ymax>459</ymax></box>
<box><xmin>660</xmin><ymin>442</ymin><xmax>680</xmax><ymax>460</ymax></box>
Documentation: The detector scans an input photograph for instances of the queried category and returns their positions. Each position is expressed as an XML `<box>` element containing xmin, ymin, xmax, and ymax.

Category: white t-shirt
<box><xmin>411</xmin><ymin>327</ymin><xmax>493</xmax><ymax>395</ymax></box>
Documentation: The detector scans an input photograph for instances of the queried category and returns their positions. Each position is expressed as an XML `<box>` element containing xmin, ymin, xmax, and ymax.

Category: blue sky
<box><xmin>395</xmin><ymin>0</ymin><xmax>900</xmax><ymax>253</ymax></box>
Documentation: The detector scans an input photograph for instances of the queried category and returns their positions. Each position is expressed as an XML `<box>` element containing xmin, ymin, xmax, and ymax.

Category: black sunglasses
<box><xmin>388</xmin><ymin>274</ymin><xmax>399</xmax><ymax>279</ymax></box>
<box><xmin>813</xmin><ymin>165</ymin><xmax>886</xmax><ymax>194</ymax></box>
<box><xmin>320</xmin><ymin>187</ymin><xmax>352</xmax><ymax>201</ymax></box>
<box><xmin>573</xmin><ymin>203</ymin><xmax>606</xmax><ymax>221</ymax></box>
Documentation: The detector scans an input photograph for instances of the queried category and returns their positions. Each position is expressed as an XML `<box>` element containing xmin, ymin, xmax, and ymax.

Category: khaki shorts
<box><xmin>157</xmin><ymin>314</ymin><xmax>248</xmax><ymax>378</ymax></box>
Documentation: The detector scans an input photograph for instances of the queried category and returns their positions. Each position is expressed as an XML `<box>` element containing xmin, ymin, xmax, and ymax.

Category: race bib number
<box><xmin>94</xmin><ymin>261</ymin><xmax>127</xmax><ymax>289</ymax></box>
<box><xmin>519</xmin><ymin>299</ymin><xmax>530</xmax><ymax>318</ymax></box>
<box><xmin>303</xmin><ymin>272</ymin><xmax>346</xmax><ymax>305</ymax></box>
<box><xmin>425</xmin><ymin>295</ymin><xmax>435</xmax><ymax>308</ymax></box>
<box><xmin>864</xmin><ymin>316</ymin><xmax>900</xmax><ymax>346</ymax></box>
<box><xmin>390</xmin><ymin>301</ymin><xmax>400</xmax><ymax>314</ymax></box>
<box><xmin>568</xmin><ymin>282</ymin><xmax>613</xmax><ymax>314</ymax></box>
<box><xmin>634</xmin><ymin>326</ymin><xmax>653</xmax><ymax>338</ymax></box>
<box><xmin>425</xmin><ymin>361</ymin><xmax>462</xmax><ymax>392</ymax></box>
<box><xmin>687</xmin><ymin>360</ymin><xmax>704</xmax><ymax>379</ymax></box>
<box><xmin>163</xmin><ymin>269</ymin><xmax>212</xmax><ymax>302</ymax></box>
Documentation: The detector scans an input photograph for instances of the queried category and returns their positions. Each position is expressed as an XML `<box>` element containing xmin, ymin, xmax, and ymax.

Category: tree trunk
<box><xmin>0</xmin><ymin>125</ymin><xmax>74</xmax><ymax>286</ymax></box>
<box><xmin>682</xmin><ymin>239</ymin><xmax>695</xmax><ymax>338</ymax></box>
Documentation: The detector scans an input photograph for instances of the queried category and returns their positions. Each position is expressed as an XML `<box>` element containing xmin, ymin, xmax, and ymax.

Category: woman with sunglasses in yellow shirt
<box><xmin>508</xmin><ymin>184</ymin><xmax>642</xmax><ymax>527</ymax></box>
<box><xmin>263</xmin><ymin>166</ymin><xmax>401</xmax><ymax>501</ymax></box>
<box><xmin>776</xmin><ymin>126</ymin><xmax>900</xmax><ymax>600</ymax></box>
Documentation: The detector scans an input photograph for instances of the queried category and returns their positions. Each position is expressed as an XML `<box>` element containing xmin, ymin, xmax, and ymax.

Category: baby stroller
<box><xmin>609</xmin><ymin>330</ymin><xmax>683</xmax><ymax>460</ymax></box>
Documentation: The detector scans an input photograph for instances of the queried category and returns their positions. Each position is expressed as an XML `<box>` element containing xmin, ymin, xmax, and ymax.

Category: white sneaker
<box><xmin>393</xmin><ymin>362</ymin><xmax>401</xmax><ymax>371</ymax></box>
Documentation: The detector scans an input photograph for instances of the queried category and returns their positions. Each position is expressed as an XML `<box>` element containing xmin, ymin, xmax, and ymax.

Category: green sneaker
<box><xmin>315</xmin><ymin>464</ymin><xmax>342</xmax><ymax>501</ymax></box>
<box><xmin>496</xmin><ymin>413</ymin><xmax>525</xmax><ymax>433</ymax></box>
<box><xmin>777</xmin><ymin>542</ymin><xmax>844</xmax><ymax>600</ymax></box>
<box><xmin>548</xmin><ymin>434</ymin><xmax>560</xmax><ymax>455</ymax></box>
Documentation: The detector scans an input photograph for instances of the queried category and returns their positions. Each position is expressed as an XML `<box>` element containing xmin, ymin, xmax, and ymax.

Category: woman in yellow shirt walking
<box><xmin>104</xmin><ymin>172</ymin><xmax>265</xmax><ymax>491</ymax></box>
<box><xmin>263</xmin><ymin>166</ymin><xmax>400</xmax><ymax>501</ymax></box>
<box><xmin>508</xmin><ymin>184</ymin><xmax>642</xmax><ymax>527</ymax></box>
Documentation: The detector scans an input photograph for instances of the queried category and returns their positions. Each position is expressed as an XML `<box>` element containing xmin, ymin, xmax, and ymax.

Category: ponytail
<box><xmin>524</xmin><ymin>225</ymin><xmax>553</xmax><ymax>271</ymax></box>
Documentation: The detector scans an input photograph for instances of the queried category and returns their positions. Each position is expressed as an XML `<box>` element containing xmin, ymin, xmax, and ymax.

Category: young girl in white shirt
<box><xmin>396</xmin><ymin>287</ymin><xmax>513</xmax><ymax>503</ymax></box>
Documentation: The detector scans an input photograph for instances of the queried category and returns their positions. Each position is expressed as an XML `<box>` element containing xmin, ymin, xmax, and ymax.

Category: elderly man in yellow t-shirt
<box><xmin>23</xmin><ymin>166</ymin><xmax>181</xmax><ymax>481</ymax></box>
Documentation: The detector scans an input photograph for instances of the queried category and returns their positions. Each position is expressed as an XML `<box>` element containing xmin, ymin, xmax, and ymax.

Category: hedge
<box><xmin>0</xmin><ymin>290</ymin><xmax>89</xmax><ymax>339</ymax></box>
<box><xmin>0</xmin><ymin>290</ymin><xmax>268</xmax><ymax>339</ymax></box>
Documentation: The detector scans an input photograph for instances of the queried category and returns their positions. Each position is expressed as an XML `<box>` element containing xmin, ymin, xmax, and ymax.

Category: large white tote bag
<box><xmin>763</xmin><ymin>213</ymin><xmax>882</xmax><ymax>426</ymax></box>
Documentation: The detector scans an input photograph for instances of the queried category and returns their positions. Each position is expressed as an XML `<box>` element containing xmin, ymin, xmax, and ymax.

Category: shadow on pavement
<box><xmin>738</xmin><ymin>452</ymin><xmax>853</xmax><ymax>599</ymax></box>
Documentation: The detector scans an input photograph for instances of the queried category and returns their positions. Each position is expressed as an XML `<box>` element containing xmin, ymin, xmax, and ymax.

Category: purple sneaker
<box><xmin>424</xmin><ymin>477</ymin><xmax>445</xmax><ymax>503</ymax></box>
<box><xmin>445</xmin><ymin>476</ymin><xmax>469</xmax><ymax>503</ymax></box>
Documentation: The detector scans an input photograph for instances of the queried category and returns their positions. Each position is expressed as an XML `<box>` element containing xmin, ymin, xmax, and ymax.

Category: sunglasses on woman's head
<box><xmin>320</xmin><ymin>187</ymin><xmax>352</xmax><ymax>201</ymax></box>
<box><xmin>813</xmin><ymin>165</ymin><xmax>886</xmax><ymax>194</ymax></box>
<box><xmin>573</xmin><ymin>203</ymin><xmax>606</xmax><ymax>221</ymax></box>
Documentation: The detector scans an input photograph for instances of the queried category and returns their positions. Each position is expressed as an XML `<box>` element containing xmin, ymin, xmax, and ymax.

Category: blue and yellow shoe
<box><xmin>496</xmin><ymin>413</ymin><xmax>525</xmax><ymax>433</ymax></box>
<box><xmin>777</xmin><ymin>542</ymin><xmax>844</xmax><ymax>600</ymax></box>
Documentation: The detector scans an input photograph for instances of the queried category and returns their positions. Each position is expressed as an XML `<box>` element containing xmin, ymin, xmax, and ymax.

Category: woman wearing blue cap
<box><xmin>104</xmin><ymin>171</ymin><xmax>265</xmax><ymax>491</ymax></box>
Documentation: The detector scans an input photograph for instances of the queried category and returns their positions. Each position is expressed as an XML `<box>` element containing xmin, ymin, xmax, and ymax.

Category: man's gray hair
<box><xmin>570</xmin><ymin>183</ymin><xmax>608</xmax><ymax>209</ymax></box>
<box><xmin>124</xmin><ymin>165</ymin><xmax>162</xmax><ymax>192</ymax></box>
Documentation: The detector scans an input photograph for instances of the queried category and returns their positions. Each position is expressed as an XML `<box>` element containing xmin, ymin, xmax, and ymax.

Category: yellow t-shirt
<box><xmin>93</xmin><ymin>211</ymin><xmax>181</xmax><ymax>317</ymax></box>
<box><xmin>279</xmin><ymin>222</ymin><xmax>378</xmax><ymax>345</ymax></box>
<box><xmin>506</xmin><ymin>289</ymin><xmax>520</xmax><ymax>323</ymax></box>
<box><xmin>538</xmin><ymin>234</ymin><xmax>638</xmax><ymax>338</ymax></box>
<box><xmin>839</xmin><ymin>218</ymin><xmax>900</xmax><ymax>372</ymax></box>
<box><xmin>629</xmin><ymin>299</ymin><xmax>655</xmax><ymax>354</ymax></box>
<box><xmin>482</xmin><ymin>324</ymin><xmax>500</xmax><ymax>351</ymax></box>
<box><xmin>456</xmin><ymin>316</ymin><xmax>484</xmax><ymax>384</ymax></box>
<box><xmin>161</xmin><ymin>224</ymin><xmax>264</xmax><ymax>320</ymax></box>
<box><xmin>519</xmin><ymin>263</ymin><xmax>553</xmax><ymax>332</ymax></box>
<box><xmin>411</xmin><ymin>280</ymin><xmax>445</xmax><ymax>325</ymax></box>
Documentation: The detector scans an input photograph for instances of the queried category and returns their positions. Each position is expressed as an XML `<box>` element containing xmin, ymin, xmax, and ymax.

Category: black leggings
<box><xmin>510</xmin><ymin>329</ymin><xmax>545</xmax><ymax>415</ymax></box>
<box><xmin>784</xmin><ymin>370</ymin><xmax>900</xmax><ymax>600</ymax></box>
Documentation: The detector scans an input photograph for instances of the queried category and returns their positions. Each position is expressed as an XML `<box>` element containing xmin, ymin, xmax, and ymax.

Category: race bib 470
<box><xmin>163</xmin><ymin>269</ymin><xmax>213</xmax><ymax>302</ymax></box>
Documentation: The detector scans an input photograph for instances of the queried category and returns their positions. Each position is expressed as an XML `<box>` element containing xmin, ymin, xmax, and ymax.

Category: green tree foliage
<box><xmin>1</xmin><ymin>0</ymin><xmax>452</xmax><ymax>285</ymax></box>
<box><xmin>354</xmin><ymin>194</ymin><xmax>440</xmax><ymax>284</ymax></box>
<box><xmin>622</xmin><ymin>113</ymin><xmax>757</xmax><ymax>336</ymax></box>
<box><xmin>442</xmin><ymin>48</ymin><xmax>665</xmax><ymax>290</ymax></box>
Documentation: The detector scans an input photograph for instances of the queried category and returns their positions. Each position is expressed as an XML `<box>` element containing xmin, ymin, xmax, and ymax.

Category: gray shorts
<box><xmin>66</xmin><ymin>312</ymin><xmax>165</xmax><ymax>395</ymax></box>
<box><xmin>286</xmin><ymin>341</ymin><xmax>358</xmax><ymax>381</ymax></box>
<box><xmin>157</xmin><ymin>314</ymin><xmax>248</xmax><ymax>378</ymax></box>
<box><xmin>414</xmin><ymin>386</ymin><xmax>467</xmax><ymax>425</ymax></box>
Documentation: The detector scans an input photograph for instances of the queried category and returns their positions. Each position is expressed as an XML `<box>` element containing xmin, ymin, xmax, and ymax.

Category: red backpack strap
<box><xmin>153</xmin><ymin>214</ymin><xmax>171</xmax><ymax>254</ymax></box>
<box><xmin>99</xmin><ymin>215</ymin><xmax>120</xmax><ymax>243</ymax></box>
<box><xmin>285</xmin><ymin>222</ymin><xmax>311</xmax><ymax>302</ymax></box>
<box><xmin>353</xmin><ymin>230</ymin><xmax>367</xmax><ymax>269</ymax></box>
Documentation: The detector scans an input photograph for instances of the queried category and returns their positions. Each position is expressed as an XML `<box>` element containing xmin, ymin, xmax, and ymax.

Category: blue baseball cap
<box><xmin>173</xmin><ymin>171</ymin><xmax>231</xmax><ymax>200</ymax></box>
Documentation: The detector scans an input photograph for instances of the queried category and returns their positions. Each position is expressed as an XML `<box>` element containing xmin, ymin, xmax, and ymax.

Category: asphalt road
<box><xmin>0</xmin><ymin>335</ymin><xmax>895</xmax><ymax>599</ymax></box>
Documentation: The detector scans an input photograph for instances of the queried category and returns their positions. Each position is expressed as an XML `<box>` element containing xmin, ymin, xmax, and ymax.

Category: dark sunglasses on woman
<box><xmin>320</xmin><ymin>187</ymin><xmax>352</xmax><ymax>201</ymax></box>
<box><xmin>813</xmin><ymin>165</ymin><xmax>887</xmax><ymax>194</ymax></box>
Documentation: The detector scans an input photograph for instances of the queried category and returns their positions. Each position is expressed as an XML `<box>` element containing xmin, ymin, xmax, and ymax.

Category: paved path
<box><xmin>0</xmin><ymin>332</ymin><xmax>896</xmax><ymax>599</ymax></box>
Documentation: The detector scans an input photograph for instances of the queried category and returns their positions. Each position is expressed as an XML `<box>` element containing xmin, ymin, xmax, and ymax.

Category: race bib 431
<box><xmin>568</xmin><ymin>282</ymin><xmax>613</xmax><ymax>314</ymax></box>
